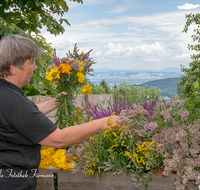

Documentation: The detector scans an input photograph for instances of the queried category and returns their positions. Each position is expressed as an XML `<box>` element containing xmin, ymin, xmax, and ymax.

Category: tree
<box><xmin>179</xmin><ymin>13</ymin><xmax>200</xmax><ymax>111</ymax></box>
<box><xmin>113</xmin><ymin>83</ymin><xmax>117</xmax><ymax>89</ymax></box>
<box><xmin>100</xmin><ymin>79</ymin><xmax>111</xmax><ymax>94</ymax></box>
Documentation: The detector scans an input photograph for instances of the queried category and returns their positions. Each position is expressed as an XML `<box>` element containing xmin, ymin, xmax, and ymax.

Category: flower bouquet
<box><xmin>45</xmin><ymin>44</ymin><xmax>94</xmax><ymax>129</ymax></box>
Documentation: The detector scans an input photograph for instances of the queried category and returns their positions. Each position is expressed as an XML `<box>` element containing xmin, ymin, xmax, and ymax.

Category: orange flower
<box><xmin>59</xmin><ymin>62</ymin><xmax>72</xmax><ymax>74</ymax></box>
<box><xmin>82</xmin><ymin>52</ymin><xmax>84</xmax><ymax>56</ymax></box>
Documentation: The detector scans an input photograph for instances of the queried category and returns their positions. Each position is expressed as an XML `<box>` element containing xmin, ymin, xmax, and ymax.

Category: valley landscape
<box><xmin>88</xmin><ymin>67</ymin><xmax>183</xmax><ymax>98</ymax></box>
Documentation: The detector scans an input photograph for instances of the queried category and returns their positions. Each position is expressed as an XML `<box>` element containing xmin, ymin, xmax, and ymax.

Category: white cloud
<box><xmin>43</xmin><ymin>4</ymin><xmax>200</xmax><ymax>70</ymax></box>
<box><xmin>143</xmin><ymin>58</ymin><xmax>162</xmax><ymax>62</ymax></box>
<box><xmin>134</xmin><ymin>42</ymin><xmax>168</xmax><ymax>58</ymax></box>
<box><xmin>67</xmin><ymin>0</ymin><xmax>115</xmax><ymax>7</ymax></box>
<box><xmin>104</xmin><ymin>43</ymin><xmax>124</xmax><ymax>56</ymax></box>
<box><xmin>95</xmin><ymin>51</ymin><xmax>102</xmax><ymax>56</ymax></box>
<box><xmin>173</xmin><ymin>52</ymin><xmax>191</xmax><ymax>60</ymax></box>
<box><xmin>178</xmin><ymin>3</ymin><xmax>200</xmax><ymax>10</ymax></box>
<box><xmin>109</xmin><ymin>0</ymin><xmax>138</xmax><ymax>14</ymax></box>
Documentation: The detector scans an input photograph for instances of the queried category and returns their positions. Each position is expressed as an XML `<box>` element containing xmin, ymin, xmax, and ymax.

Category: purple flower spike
<box><xmin>53</xmin><ymin>56</ymin><xmax>60</xmax><ymax>67</ymax></box>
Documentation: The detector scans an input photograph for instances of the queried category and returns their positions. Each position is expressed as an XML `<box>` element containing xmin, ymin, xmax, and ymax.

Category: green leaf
<box><xmin>41</xmin><ymin>17</ymin><xmax>47</xmax><ymax>23</ymax></box>
<box><xmin>60</xmin><ymin>18</ymin><xmax>70</xmax><ymax>26</ymax></box>
<box><xmin>35</xmin><ymin>0</ymin><xmax>41</xmax><ymax>7</ymax></box>
<box><xmin>45</xmin><ymin>0</ymin><xmax>51</xmax><ymax>6</ymax></box>
<box><xmin>19</xmin><ymin>20</ymin><xmax>25</xmax><ymax>30</ymax></box>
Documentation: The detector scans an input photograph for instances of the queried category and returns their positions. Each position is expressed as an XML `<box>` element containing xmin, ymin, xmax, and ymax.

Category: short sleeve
<box><xmin>13</xmin><ymin>99</ymin><xmax>57</xmax><ymax>145</ymax></box>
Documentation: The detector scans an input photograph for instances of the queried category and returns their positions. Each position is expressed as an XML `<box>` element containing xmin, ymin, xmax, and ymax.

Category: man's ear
<box><xmin>10</xmin><ymin>65</ymin><xmax>19</xmax><ymax>75</ymax></box>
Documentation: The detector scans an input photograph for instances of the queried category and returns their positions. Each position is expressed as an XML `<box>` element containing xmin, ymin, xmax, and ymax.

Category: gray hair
<box><xmin>0</xmin><ymin>34</ymin><xmax>41</xmax><ymax>77</ymax></box>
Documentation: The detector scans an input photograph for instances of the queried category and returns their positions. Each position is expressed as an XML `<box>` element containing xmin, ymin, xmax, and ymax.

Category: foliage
<box><xmin>176</xmin><ymin>82</ymin><xmax>186</xmax><ymax>99</ymax></box>
<box><xmin>111</xmin><ymin>82</ymin><xmax>161</xmax><ymax>106</ymax></box>
<box><xmin>43</xmin><ymin>44</ymin><xmax>94</xmax><ymax>129</ymax></box>
<box><xmin>179</xmin><ymin>13</ymin><xmax>200</xmax><ymax>113</ymax></box>
<box><xmin>90</xmin><ymin>84</ymin><xmax>106</xmax><ymax>94</ymax></box>
<box><xmin>0</xmin><ymin>0</ymin><xmax>83</xmax><ymax>37</ymax></box>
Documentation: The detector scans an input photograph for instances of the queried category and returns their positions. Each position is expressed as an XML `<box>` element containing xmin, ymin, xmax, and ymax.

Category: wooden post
<box><xmin>85</xmin><ymin>94</ymin><xmax>94</xmax><ymax>109</ymax></box>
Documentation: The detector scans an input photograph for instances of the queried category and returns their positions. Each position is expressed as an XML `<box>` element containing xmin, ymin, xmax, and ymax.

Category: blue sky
<box><xmin>43</xmin><ymin>0</ymin><xmax>200</xmax><ymax>70</ymax></box>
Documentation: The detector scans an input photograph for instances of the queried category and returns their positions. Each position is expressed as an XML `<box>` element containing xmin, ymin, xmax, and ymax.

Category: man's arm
<box><xmin>36</xmin><ymin>92</ymin><xmax>68</xmax><ymax>115</ymax></box>
<box><xmin>36</xmin><ymin>97</ymin><xmax>57</xmax><ymax>115</ymax></box>
<box><xmin>39</xmin><ymin>115</ymin><xmax>122</xmax><ymax>148</ymax></box>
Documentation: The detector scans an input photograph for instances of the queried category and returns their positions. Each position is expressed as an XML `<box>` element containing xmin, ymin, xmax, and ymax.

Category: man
<box><xmin>0</xmin><ymin>34</ymin><xmax>122</xmax><ymax>190</ymax></box>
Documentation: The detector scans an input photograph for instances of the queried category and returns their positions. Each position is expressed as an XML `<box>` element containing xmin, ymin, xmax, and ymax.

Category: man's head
<box><xmin>0</xmin><ymin>34</ymin><xmax>41</xmax><ymax>78</ymax></box>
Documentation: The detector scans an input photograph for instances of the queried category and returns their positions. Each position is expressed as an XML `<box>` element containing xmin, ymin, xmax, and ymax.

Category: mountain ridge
<box><xmin>88</xmin><ymin>67</ymin><xmax>183</xmax><ymax>87</ymax></box>
<box><xmin>93</xmin><ymin>67</ymin><xmax>182</xmax><ymax>73</ymax></box>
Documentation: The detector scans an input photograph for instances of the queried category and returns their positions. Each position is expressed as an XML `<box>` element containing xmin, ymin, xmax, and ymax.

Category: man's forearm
<box><xmin>36</xmin><ymin>98</ymin><xmax>57</xmax><ymax>114</ymax></box>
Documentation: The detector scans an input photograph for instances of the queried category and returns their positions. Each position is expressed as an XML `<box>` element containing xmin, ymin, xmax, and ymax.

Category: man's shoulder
<box><xmin>0</xmin><ymin>83</ymin><xmax>29</xmax><ymax>108</ymax></box>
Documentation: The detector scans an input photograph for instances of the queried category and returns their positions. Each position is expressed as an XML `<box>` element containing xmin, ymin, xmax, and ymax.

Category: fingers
<box><xmin>110</xmin><ymin>115</ymin><xmax>122</xmax><ymax>130</ymax></box>
<box><xmin>60</xmin><ymin>91</ymin><xmax>68</xmax><ymax>95</ymax></box>
<box><xmin>117</xmin><ymin>117</ymin><xmax>123</xmax><ymax>128</ymax></box>
<box><xmin>56</xmin><ymin>91</ymin><xmax>68</xmax><ymax>97</ymax></box>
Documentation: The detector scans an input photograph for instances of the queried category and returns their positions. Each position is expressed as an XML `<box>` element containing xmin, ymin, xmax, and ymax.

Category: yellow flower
<box><xmin>106</xmin><ymin>112</ymin><xmax>115</xmax><ymax>126</ymax></box>
<box><xmin>124</xmin><ymin>151</ymin><xmax>132</xmax><ymax>159</ymax></box>
<box><xmin>111</xmin><ymin>123</ymin><xmax>117</xmax><ymax>128</ymax></box>
<box><xmin>59</xmin><ymin>62</ymin><xmax>72</xmax><ymax>74</ymax></box>
<box><xmin>80</xmin><ymin>83</ymin><xmax>92</xmax><ymax>95</ymax></box>
<box><xmin>45</xmin><ymin>66</ymin><xmax>60</xmax><ymax>82</ymax></box>
<box><xmin>110</xmin><ymin>143</ymin><xmax>118</xmax><ymax>151</ymax></box>
<box><xmin>145</xmin><ymin>152</ymin><xmax>151</xmax><ymax>156</ymax></box>
<box><xmin>140</xmin><ymin>157</ymin><xmax>145</xmax><ymax>165</ymax></box>
<box><xmin>134</xmin><ymin>153</ymin><xmax>139</xmax><ymax>163</ymax></box>
<box><xmin>103</xmin><ymin>130</ymin><xmax>108</xmax><ymax>138</ymax></box>
<box><xmin>76</xmin><ymin>71</ymin><xmax>84</xmax><ymax>83</ymax></box>
<box><xmin>39</xmin><ymin>147</ymin><xmax>54</xmax><ymax>169</ymax></box>
<box><xmin>77</xmin><ymin>107</ymin><xmax>82</xmax><ymax>113</ymax></box>
<box><xmin>51</xmin><ymin>149</ymin><xmax>75</xmax><ymax>171</ymax></box>
<box><xmin>80</xmin><ymin>61</ymin><xmax>84</xmax><ymax>72</ymax></box>
<box><xmin>113</xmin><ymin>132</ymin><xmax>117</xmax><ymax>137</ymax></box>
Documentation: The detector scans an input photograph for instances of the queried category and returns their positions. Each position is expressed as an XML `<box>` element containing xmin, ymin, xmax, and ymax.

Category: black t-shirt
<box><xmin>0</xmin><ymin>78</ymin><xmax>57</xmax><ymax>190</ymax></box>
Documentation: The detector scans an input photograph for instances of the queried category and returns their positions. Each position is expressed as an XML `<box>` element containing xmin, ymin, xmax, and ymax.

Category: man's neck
<box><xmin>2</xmin><ymin>76</ymin><xmax>21</xmax><ymax>87</ymax></box>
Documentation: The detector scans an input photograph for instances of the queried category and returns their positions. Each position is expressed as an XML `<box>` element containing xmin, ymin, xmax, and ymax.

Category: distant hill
<box><xmin>88</xmin><ymin>67</ymin><xmax>183</xmax><ymax>87</ymax></box>
<box><xmin>158</xmin><ymin>67</ymin><xmax>182</xmax><ymax>73</ymax></box>
<box><xmin>134</xmin><ymin>77</ymin><xmax>180</xmax><ymax>98</ymax></box>
<box><xmin>94</xmin><ymin>67</ymin><xmax>182</xmax><ymax>73</ymax></box>
<box><xmin>88</xmin><ymin>68</ymin><xmax>182</xmax><ymax>98</ymax></box>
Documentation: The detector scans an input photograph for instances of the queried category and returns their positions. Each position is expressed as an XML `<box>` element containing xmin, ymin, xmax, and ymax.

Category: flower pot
<box><xmin>36</xmin><ymin>169</ymin><xmax>197</xmax><ymax>190</ymax></box>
